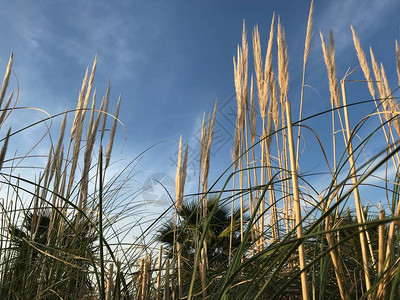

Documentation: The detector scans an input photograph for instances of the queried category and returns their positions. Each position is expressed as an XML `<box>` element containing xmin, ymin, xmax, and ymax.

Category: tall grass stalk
<box><xmin>340</xmin><ymin>74</ymin><xmax>383</xmax><ymax>296</ymax></box>
<box><xmin>285</xmin><ymin>101</ymin><xmax>310</xmax><ymax>300</ymax></box>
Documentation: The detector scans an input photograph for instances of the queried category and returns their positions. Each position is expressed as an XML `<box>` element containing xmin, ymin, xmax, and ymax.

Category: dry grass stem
<box><xmin>285</xmin><ymin>101</ymin><xmax>309</xmax><ymax>300</ymax></box>
<box><xmin>0</xmin><ymin>91</ymin><xmax>14</xmax><ymax>126</ymax></box>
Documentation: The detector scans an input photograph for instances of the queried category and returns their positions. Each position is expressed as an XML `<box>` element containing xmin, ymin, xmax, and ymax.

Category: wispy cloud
<box><xmin>316</xmin><ymin>0</ymin><xmax>397</xmax><ymax>52</ymax></box>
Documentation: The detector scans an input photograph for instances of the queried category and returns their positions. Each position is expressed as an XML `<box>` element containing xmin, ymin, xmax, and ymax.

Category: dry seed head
<box><xmin>233</xmin><ymin>122</ymin><xmax>240</xmax><ymax>169</ymax></box>
<box><xmin>233</xmin><ymin>41</ymin><xmax>246</xmax><ymax>168</ymax></box>
<box><xmin>351</xmin><ymin>26</ymin><xmax>375</xmax><ymax>98</ymax></box>
<box><xmin>175</xmin><ymin>136</ymin><xmax>183</xmax><ymax>210</ymax></box>
<box><xmin>71</xmin><ymin>67</ymin><xmax>89</xmax><ymax>139</ymax></box>
<box><xmin>320</xmin><ymin>31</ymin><xmax>340</xmax><ymax>108</ymax></box>
<box><xmin>106</xmin><ymin>95</ymin><xmax>121</xmax><ymax>168</ymax></box>
<box><xmin>250</xmin><ymin>76</ymin><xmax>257</xmax><ymax>145</ymax></box>
<box><xmin>86</xmin><ymin>89</ymin><xmax>97</xmax><ymax>143</ymax></box>
<box><xmin>270</xmin><ymin>74</ymin><xmax>279</xmax><ymax>130</ymax></box>
<box><xmin>101</xmin><ymin>80</ymin><xmax>111</xmax><ymax>142</ymax></box>
<box><xmin>200</xmin><ymin>112</ymin><xmax>206</xmax><ymax>165</ymax></box>
<box><xmin>266</xmin><ymin>98</ymin><xmax>273</xmax><ymax>149</ymax></box>
<box><xmin>200</xmin><ymin>101</ymin><xmax>217</xmax><ymax>194</ymax></box>
<box><xmin>253</xmin><ymin>25</ymin><xmax>266</xmax><ymax>117</ymax></box>
<box><xmin>181</xmin><ymin>145</ymin><xmax>188</xmax><ymax>203</ymax></box>
<box><xmin>233</xmin><ymin>48</ymin><xmax>243</xmax><ymax>119</ymax></box>
<box><xmin>380</xmin><ymin>63</ymin><xmax>397</xmax><ymax>122</ymax></box>
<box><xmin>0</xmin><ymin>127</ymin><xmax>11</xmax><ymax>172</ymax></box>
<box><xmin>370</xmin><ymin>48</ymin><xmax>388</xmax><ymax>119</ymax></box>
<box><xmin>264</xmin><ymin>13</ymin><xmax>275</xmax><ymax>84</ymax></box>
<box><xmin>328</xmin><ymin>31</ymin><xmax>341</xmax><ymax>108</ymax></box>
<box><xmin>277</xmin><ymin>17</ymin><xmax>289</xmax><ymax>102</ymax></box>
<box><xmin>242</xmin><ymin>21</ymin><xmax>249</xmax><ymax>109</ymax></box>
<box><xmin>303</xmin><ymin>0</ymin><xmax>314</xmax><ymax>65</ymax></box>
<box><xmin>52</xmin><ymin>111</ymin><xmax>67</xmax><ymax>175</ymax></box>
<box><xmin>0</xmin><ymin>53</ymin><xmax>13</xmax><ymax>108</ymax></box>
<box><xmin>81</xmin><ymin>56</ymin><xmax>98</xmax><ymax>121</ymax></box>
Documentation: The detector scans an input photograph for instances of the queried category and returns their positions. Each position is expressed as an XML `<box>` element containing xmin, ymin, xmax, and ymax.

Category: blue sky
<box><xmin>1</xmin><ymin>0</ymin><xmax>400</xmax><ymax>214</ymax></box>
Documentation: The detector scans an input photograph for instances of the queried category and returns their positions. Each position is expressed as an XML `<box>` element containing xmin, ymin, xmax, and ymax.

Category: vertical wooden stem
<box><xmin>340</xmin><ymin>79</ymin><xmax>371</xmax><ymax>293</ymax></box>
<box><xmin>156</xmin><ymin>246</ymin><xmax>163</xmax><ymax>300</ymax></box>
<box><xmin>285</xmin><ymin>101</ymin><xmax>309</xmax><ymax>300</ymax></box>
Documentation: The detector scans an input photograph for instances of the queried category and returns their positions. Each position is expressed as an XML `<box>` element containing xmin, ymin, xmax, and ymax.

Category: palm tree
<box><xmin>156</xmin><ymin>196</ymin><xmax>248</xmax><ymax>296</ymax></box>
<box><xmin>1</xmin><ymin>209</ymin><xmax>98</xmax><ymax>299</ymax></box>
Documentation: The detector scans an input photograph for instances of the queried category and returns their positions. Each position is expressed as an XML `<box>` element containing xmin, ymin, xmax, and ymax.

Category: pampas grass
<box><xmin>2</xmin><ymin>2</ymin><xmax>400</xmax><ymax>299</ymax></box>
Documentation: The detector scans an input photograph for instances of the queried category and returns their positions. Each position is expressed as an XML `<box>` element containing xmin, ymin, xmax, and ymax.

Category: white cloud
<box><xmin>316</xmin><ymin>0</ymin><xmax>397</xmax><ymax>52</ymax></box>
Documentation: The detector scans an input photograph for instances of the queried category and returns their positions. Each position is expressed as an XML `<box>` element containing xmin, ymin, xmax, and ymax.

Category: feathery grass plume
<box><xmin>86</xmin><ymin>90</ymin><xmax>98</xmax><ymax>149</ymax></box>
<box><xmin>0</xmin><ymin>127</ymin><xmax>11</xmax><ymax>172</ymax></box>
<box><xmin>67</xmin><ymin>57</ymin><xmax>98</xmax><ymax>199</ymax></box>
<box><xmin>0</xmin><ymin>53</ymin><xmax>12</xmax><ymax>108</ymax></box>
<box><xmin>303</xmin><ymin>0</ymin><xmax>314</xmax><ymax>65</ymax></box>
<box><xmin>81</xmin><ymin>91</ymin><xmax>98</xmax><ymax>205</ymax></box>
<box><xmin>200</xmin><ymin>100</ymin><xmax>217</xmax><ymax>195</ymax></box>
<box><xmin>270</xmin><ymin>74</ymin><xmax>279</xmax><ymax>131</ymax></box>
<box><xmin>264</xmin><ymin>13</ymin><xmax>275</xmax><ymax>87</ymax></box>
<box><xmin>233</xmin><ymin>47</ymin><xmax>243</xmax><ymax>169</ymax></box>
<box><xmin>175</xmin><ymin>135</ymin><xmax>188</xmax><ymax>298</ymax></box>
<box><xmin>176</xmin><ymin>136</ymin><xmax>183</xmax><ymax>208</ymax></box>
<box><xmin>351</xmin><ymin>26</ymin><xmax>376</xmax><ymax>98</ymax></box>
<box><xmin>242</xmin><ymin>21</ymin><xmax>249</xmax><ymax>109</ymax></box>
<box><xmin>296</xmin><ymin>0</ymin><xmax>314</xmax><ymax>164</ymax></box>
<box><xmin>54</xmin><ymin>111</ymin><xmax>68</xmax><ymax>163</ymax></box>
<box><xmin>380</xmin><ymin>64</ymin><xmax>400</xmax><ymax>137</ymax></box>
<box><xmin>320</xmin><ymin>31</ymin><xmax>340</xmax><ymax>108</ymax></box>
<box><xmin>252</xmin><ymin>25</ymin><xmax>266</xmax><ymax>116</ymax></box>
<box><xmin>396</xmin><ymin>40</ymin><xmax>400</xmax><ymax>87</ymax></box>
<box><xmin>47</xmin><ymin>111</ymin><xmax>67</xmax><ymax>198</ymax></box>
<box><xmin>252</xmin><ymin>20</ymin><xmax>272</xmax><ymax>244</ymax></box>
<box><xmin>369</xmin><ymin>48</ymin><xmax>387</xmax><ymax>116</ymax></box>
<box><xmin>100</xmin><ymin>80</ymin><xmax>111</xmax><ymax>142</ymax></box>
<box><xmin>70</xmin><ymin>67</ymin><xmax>89</xmax><ymax>140</ymax></box>
<box><xmin>250</xmin><ymin>76</ymin><xmax>256</xmax><ymax>145</ymax></box>
<box><xmin>277</xmin><ymin>17</ymin><xmax>289</xmax><ymax>104</ymax></box>
<box><xmin>175</xmin><ymin>136</ymin><xmax>188</xmax><ymax>210</ymax></box>
<box><xmin>81</xmin><ymin>55</ymin><xmax>98</xmax><ymax>122</ymax></box>
<box><xmin>105</xmin><ymin>95</ymin><xmax>121</xmax><ymax>169</ymax></box>
<box><xmin>198</xmin><ymin>100</ymin><xmax>217</xmax><ymax>298</ymax></box>
<box><xmin>328</xmin><ymin>30</ymin><xmax>340</xmax><ymax>108</ymax></box>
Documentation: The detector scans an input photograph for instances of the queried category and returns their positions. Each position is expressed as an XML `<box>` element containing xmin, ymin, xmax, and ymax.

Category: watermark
<box><xmin>168</xmin><ymin>93</ymin><xmax>236</xmax><ymax>178</ymax></box>
<box><xmin>143</xmin><ymin>93</ymin><xmax>237</xmax><ymax>206</ymax></box>
<box><xmin>141</xmin><ymin>172</ymin><xmax>175</xmax><ymax>207</ymax></box>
